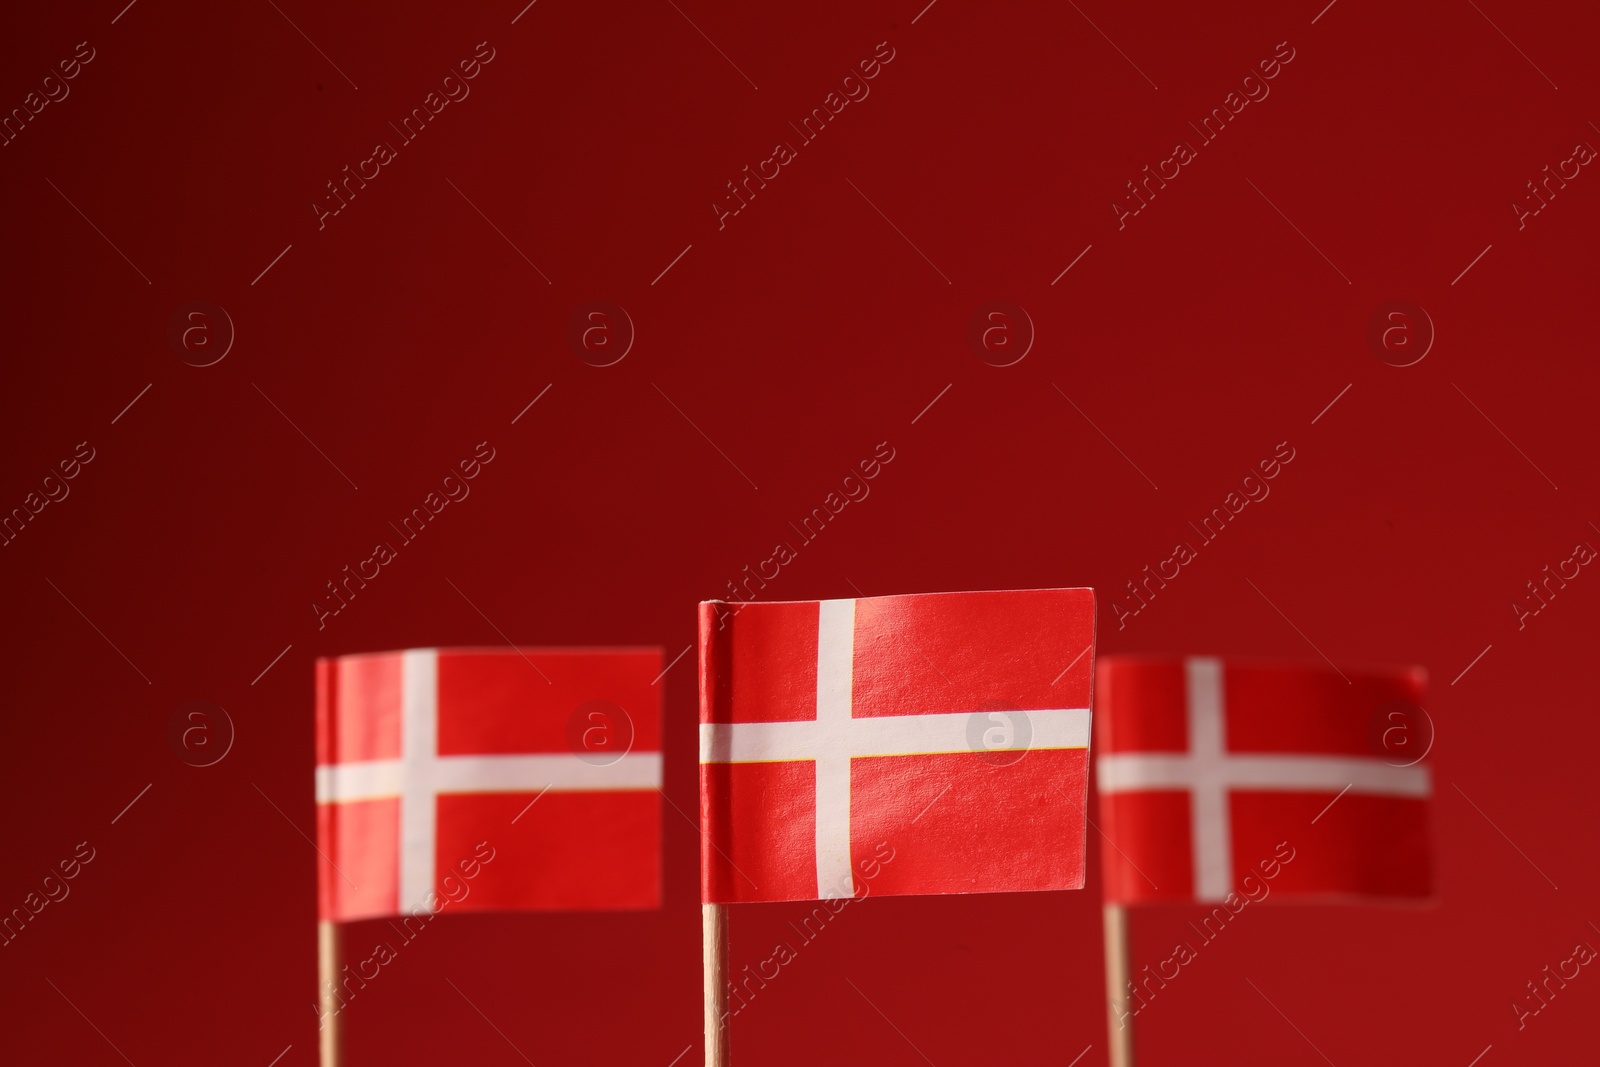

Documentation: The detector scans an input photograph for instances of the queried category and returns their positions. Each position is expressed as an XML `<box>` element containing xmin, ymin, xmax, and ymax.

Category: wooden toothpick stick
<box><xmin>318</xmin><ymin>919</ymin><xmax>343</xmax><ymax>1067</ymax></box>
<box><xmin>703</xmin><ymin>903</ymin><xmax>730</xmax><ymax>1067</ymax></box>
<box><xmin>1104</xmin><ymin>903</ymin><xmax>1136</xmax><ymax>1067</ymax></box>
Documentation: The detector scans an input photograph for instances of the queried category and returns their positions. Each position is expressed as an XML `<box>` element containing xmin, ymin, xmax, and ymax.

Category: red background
<box><xmin>2</xmin><ymin>0</ymin><xmax>1596</xmax><ymax>1063</ymax></box>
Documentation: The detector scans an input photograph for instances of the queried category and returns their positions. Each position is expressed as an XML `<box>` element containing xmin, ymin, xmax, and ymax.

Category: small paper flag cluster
<box><xmin>315</xmin><ymin>588</ymin><xmax>1432</xmax><ymax>921</ymax></box>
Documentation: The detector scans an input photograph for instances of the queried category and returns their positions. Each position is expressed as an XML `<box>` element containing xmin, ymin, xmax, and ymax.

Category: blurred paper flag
<box><xmin>315</xmin><ymin>647</ymin><xmax>662</xmax><ymax>921</ymax></box>
<box><xmin>1096</xmin><ymin>655</ymin><xmax>1433</xmax><ymax>905</ymax></box>
<box><xmin>698</xmin><ymin>588</ymin><xmax>1095</xmax><ymax>904</ymax></box>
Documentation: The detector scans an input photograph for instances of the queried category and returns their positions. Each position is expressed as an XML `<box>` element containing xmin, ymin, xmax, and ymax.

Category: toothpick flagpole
<box><xmin>1103</xmin><ymin>903</ymin><xmax>1136</xmax><ymax>1067</ymax></box>
<box><xmin>318</xmin><ymin>919</ymin><xmax>343</xmax><ymax>1067</ymax></box>
<box><xmin>703</xmin><ymin>903</ymin><xmax>730</xmax><ymax>1066</ymax></box>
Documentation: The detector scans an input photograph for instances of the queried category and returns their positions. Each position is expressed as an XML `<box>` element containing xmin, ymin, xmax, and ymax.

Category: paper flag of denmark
<box><xmin>316</xmin><ymin>647</ymin><xmax>661</xmax><ymax>921</ymax></box>
<box><xmin>699</xmin><ymin>588</ymin><xmax>1095</xmax><ymax>904</ymax></box>
<box><xmin>1096</xmin><ymin>656</ymin><xmax>1433</xmax><ymax>905</ymax></box>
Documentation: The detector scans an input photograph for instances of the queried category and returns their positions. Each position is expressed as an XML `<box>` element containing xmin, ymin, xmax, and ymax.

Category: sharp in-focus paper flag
<box><xmin>698</xmin><ymin>588</ymin><xmax>1096</xmax><ymax>904</ymax></box>
<box><xmin>316</xmin><ymin>648</ymin><xmax>662</xmax><ymax>921</ymax></box>
<box><xmin>1096</xmin><ymin>655</ymin><xmax>1434</xmax><ymax>905</ymax></box>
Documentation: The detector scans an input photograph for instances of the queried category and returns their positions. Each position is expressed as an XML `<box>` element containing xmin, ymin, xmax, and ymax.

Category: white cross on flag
<box><xmin>699</xmin><ymin>588</ymin><xmax>1095</xmax><ymax>904</ymax></box>
<box><xmin>1096</xmin><ymin>655</ymin><xmax>1433</xmax><ymax>905</ymax></box>
<box><xmin>316</xmin><ymin>647</ymin><xmax>662</xmax><ymax>921</ymax></box>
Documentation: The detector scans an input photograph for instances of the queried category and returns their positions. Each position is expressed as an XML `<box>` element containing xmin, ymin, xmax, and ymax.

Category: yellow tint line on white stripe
<box><xmin>699</xmin><ymin>708</ymin><xmax>1091</xmax><ymax>763</ymax></box>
